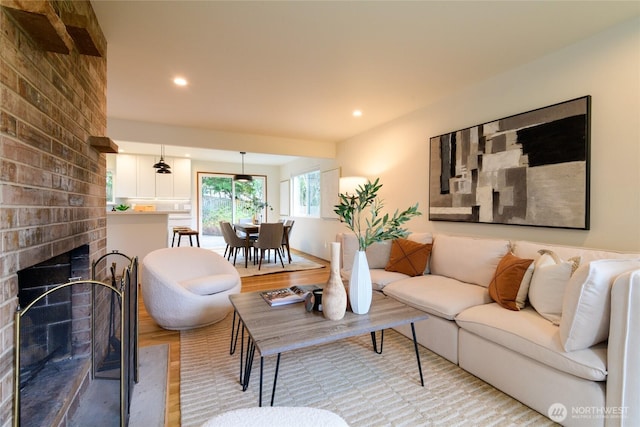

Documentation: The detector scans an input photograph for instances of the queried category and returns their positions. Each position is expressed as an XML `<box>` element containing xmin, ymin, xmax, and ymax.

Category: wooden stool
<box><xmin>171</xmin><ymin>227</ymin><xmax>190</xmax><ymax>247</ymax></box>
<box><xmin>172</xmin><ymin>227</ymin><xmax>200</xmax><ymax>247</ymax></box>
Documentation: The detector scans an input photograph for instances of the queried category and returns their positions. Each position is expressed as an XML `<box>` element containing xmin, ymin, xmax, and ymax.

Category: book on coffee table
<box><xmin>261</xmin><ymin>285</ymin><xmax>320</xmax><ymax>306</ymax></box>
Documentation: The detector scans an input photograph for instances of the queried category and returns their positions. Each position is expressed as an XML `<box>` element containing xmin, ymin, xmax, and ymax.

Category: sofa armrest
<box><xmin>606</xmin><ymin>269</ymin><xmax>640</xmax><ymax>426</ymax></box>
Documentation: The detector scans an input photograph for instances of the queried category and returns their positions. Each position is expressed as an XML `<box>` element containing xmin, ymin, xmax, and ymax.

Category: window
<box><xmin>106</xmin><ymin>170</ymin><xmax>114</xmax><ymax>204</ymax></box>
<box><xmin>292</xmin><ymin>170</ymin><xmax>320</xmax><ymax>217</ymax></box>
<box><xmin>198</xmin><ymin>173</ymin><xmax>268</xmax><ymax>237</ymax></box>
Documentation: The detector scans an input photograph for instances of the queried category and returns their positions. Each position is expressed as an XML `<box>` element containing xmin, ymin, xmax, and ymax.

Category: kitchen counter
<box><xmin>107</xmin><ymin>212</ymin><xmax>171</xmax><ymax>262</ymax></box>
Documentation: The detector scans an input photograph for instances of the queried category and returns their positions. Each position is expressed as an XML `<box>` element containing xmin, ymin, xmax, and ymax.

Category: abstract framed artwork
<box><xmin>429</xmin><ymin>96</ymin><xmax>590</xmax><ymax>229</ymax></box>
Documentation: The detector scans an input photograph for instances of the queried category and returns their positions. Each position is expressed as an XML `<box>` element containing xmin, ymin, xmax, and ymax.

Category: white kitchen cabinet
<box><xmin>155</xmin><ymin>157</ymin><xmax>173</xmax><ymax>198</ymax></box>
<box><xmin>115</xmin><ymin>154</ymin><xmax>137</xmax><ymax>197</ymax></box>
<box><xmin>114</xmin><ymin>154</ymin><xmax>191</xmax><ymax>199</ymax></box>
<box><xmin>172</xmin><ymin>158</ymin><xmax>191</xmax><ymax>199</ymax></box>
<box><xmin>136</xmin><ymin>155</ymin><xmax>157</xmax><ymax>197</ymax></box>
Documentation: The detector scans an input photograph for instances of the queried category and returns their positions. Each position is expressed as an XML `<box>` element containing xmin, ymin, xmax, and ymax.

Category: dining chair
<box><xmin>281</xmin><ymin>219</ymin><xmax>295</xmax><ymax>263</ymax></box>
<box><xmin>220</xmin><ymin>221</ymin><xmax>249</xmax><ymax>266</ymax></box>
<box><xmin>252</xmin><ymin>222</ymin><xmax>285</xmax><ymax>270</ymax></box>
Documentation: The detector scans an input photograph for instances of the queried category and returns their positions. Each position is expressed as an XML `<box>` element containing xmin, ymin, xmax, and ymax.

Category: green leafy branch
<box><xmin>334</xmin><ymin>178</ymin><xmax>421</xmax><ymax>251</ymax></box>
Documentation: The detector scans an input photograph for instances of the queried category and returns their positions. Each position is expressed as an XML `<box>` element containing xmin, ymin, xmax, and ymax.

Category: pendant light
<box><xmin>153</xmin><ymin>145</ymin><xmax>172</xmax><ymax>174</ymax></box>
<box><xmin>233</xmin><ymin>151</ymin><xmax>252</xmax><ymax>182</ymax></box>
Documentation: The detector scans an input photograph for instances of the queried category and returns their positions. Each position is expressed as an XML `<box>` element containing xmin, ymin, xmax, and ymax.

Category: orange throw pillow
<box><xmin>489</xmin><ymin>252</ymin><xmax>534</xmax><ymax>311</ymax></box>
<box><xmin>385</xmin><ymin>238</ymin><xmax>432</xmax><ymax>277</ymax></box>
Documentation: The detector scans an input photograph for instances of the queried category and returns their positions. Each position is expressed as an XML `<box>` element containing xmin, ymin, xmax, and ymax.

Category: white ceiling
<box><xmin>91</xmin><ymin>1</ymin><xmax>640</xmax><ymax>164</ymax></box>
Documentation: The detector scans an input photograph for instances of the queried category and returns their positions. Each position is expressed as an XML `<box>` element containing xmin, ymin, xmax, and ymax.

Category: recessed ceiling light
<box><xmin>352</xmin><ymin>110</ymin><xmax>362</xmax><ymax>117</ymax></box>
<box><xmin>173</xmin><ymin>77</ymin><xmax>188</xmax><ymax>87</ymax></box>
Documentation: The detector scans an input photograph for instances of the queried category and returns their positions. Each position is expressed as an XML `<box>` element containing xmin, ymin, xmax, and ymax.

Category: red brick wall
<box><xmin>0</xmin><ymin>1</ymin><xmax>107</xmax><ymax>424</ymax></box>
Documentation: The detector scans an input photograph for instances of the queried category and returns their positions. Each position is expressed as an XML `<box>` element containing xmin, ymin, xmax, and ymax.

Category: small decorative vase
<box><xmin>323</xmin><ymin>242</ymin><xmax>347</xmax><ymax>320</ymax></box>
<box><xmin>349</xmin><ymin>250</ymin><xmax>372</xmax><ymax>314</ymax></box>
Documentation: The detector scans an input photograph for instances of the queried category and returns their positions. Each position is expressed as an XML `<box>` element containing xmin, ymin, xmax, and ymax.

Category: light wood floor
<box><xmin>138</xmin><ymin>251</ymin><xmax>330</xmax><ymax>426</ymax></box>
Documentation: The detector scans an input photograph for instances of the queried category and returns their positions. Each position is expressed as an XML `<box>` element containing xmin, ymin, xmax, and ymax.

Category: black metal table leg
<box><xmin>230</xmin><ymin>310</ymin><xmax>241</xmax><ymax>355</ymax></box>
<box><xmin>411</xmin><ymin>322</ymin><xmax>424</xmax><ymax>386</ymax></box>
<box><xmin>370</xmin><ymin>330</ymin><xmax>385</xmax><ymax>354</ymax></box>
<box><xmin>271</xmin><ymin>353</ymin><xmax>281</xmax><ymax>406</ymax></box>
<box><xmin>259</xmin><ymin>356</ymin><xmax>264</xmax><ymax>407</ymax></box>
<box><xmin>242</xmin><ymin>335</ymin><xmax>255</xmax><ymax>391</ymax></box>
<box><xmin>238</xmin><ymin>322</ymin><xmax>245</xmax><ymax>385</ymax></box>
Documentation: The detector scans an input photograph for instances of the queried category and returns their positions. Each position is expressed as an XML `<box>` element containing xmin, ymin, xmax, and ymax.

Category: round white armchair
<box><xmin>141</xmin><ymin>247</ymin><xmax>241</xmax><ymax>330</ymax></box>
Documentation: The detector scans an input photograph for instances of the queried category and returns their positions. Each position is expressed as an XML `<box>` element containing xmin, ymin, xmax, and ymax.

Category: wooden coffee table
<box><xmin>229</xmin><ymin>289</ymin><xmax>429</xmax><ymax>406</ymax></box>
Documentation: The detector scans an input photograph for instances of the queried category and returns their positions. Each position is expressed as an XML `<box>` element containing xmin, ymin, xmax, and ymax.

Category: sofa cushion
<box><xmin>385</xmin><ymin>238</ymin><xmax>432</xmax><ymax>277</ymax></box>
<box><xmin>383</xmin><ymin>275</ymin><xmax>491</xmax><ymax>320</ymax></box>
<box><xmin>455</xmin><ymin>304</ymin><xmax>607</xmax><ymax>381</ymax></box>
<box><xmin>339</xmin><ymin>233</ymin><xmax>392</xmax><ymax>270</ymax></box>
<box><xmin>528</xmin><ymin>250</ymin><xmax>580</xmax><ymax>325</ymax></box>
<box><xmin>512</xmin><ymin>240</ymin><xmax>640</xmax><ymax>264</ymax></box>
<box><xmin>180</xmin><ymin>274</ymin><xmax>239</xmax><ymax>295</ymax></box>
<box><xmin>560</xmin><ymin>258</ymin><xmax>640</xmax><ymax>352</ymax></box>
<box><xmin>430</xmin><ymin>234</ymin><xmax>510</xmax><ymax>287</ymax></box>
<box><xmin>488</xmin><ymin>253</ymin><xmax>534</xmax><ymax>311</ymax></box>
<box><xmin>341</xmin><ymin>268</ymin><xmax>409</xmax><ymax>291</ymax></box>
<box><xmin>407</xmin><ymin>232</ymin><xmax>434</xmax><ymax>244</ymax></box>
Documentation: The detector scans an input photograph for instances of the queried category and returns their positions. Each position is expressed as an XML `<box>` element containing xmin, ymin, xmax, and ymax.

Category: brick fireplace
<box><xmin>0</xmin><ymin>1</ymin><xmax>108</xmax><ymax>424</ymax></box>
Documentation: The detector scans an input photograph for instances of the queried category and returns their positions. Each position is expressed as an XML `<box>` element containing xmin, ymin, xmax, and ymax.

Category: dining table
<box><xmin>233</xmin><ymin>222</ymin><xmax>292</xmax><ymax>268</ymax></box>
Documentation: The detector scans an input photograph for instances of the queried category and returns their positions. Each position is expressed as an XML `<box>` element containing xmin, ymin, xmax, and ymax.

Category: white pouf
<box><xmin>201</xmin><ymin>407</ymin><xmax>349</xmax><ymax>427</ymax></box>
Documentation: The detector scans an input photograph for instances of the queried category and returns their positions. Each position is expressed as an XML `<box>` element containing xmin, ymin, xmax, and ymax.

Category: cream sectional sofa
<box><xmin>337</xmin><ymin>232</ymin><xmax>640</xmax><ymax>426</ymax></box>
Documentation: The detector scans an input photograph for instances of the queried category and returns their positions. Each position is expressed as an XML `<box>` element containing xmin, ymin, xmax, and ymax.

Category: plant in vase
<box><xmin>334</xmin><ymin>178</ymin><xmax>421</xmax><ymax>314</ymax></box>
<box><xmin>249</xmin><ymin>197</ymin><xmax>273</xmax><ymax>224</ymax></box>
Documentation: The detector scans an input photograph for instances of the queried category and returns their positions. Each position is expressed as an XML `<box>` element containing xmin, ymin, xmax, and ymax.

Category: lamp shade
<box><xmin>233</xmin><ymin>152</ymin><xmax>252</xmax><ymax>182</ymax></box>
<box><xmin>153</xmin><ymin>159</ymin><xmax>171</xmax><ymax>169</ymax></box>
<box><xmin>154</xmin><ymin>145</ymin><xmax>172</xmax><ymax>173</ymax></box>
<box><xmin>339</xmin><ymin>176</ymin><xmax>367</xmax><ymax>195</ymax></box>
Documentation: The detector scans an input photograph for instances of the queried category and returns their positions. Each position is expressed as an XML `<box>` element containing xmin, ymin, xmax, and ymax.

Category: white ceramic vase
<box><xmin>322</xmin><ymin>242</ymin><xmax>347</xmax><ymax>320</ymax></box>
<box><xmin>349</xmin><ymin>250</ymin><xmax>372</xmax><ymax>314</ymax></box>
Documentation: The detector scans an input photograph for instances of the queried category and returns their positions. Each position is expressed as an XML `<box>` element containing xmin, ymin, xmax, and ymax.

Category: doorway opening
<box><xmin>197</xmin><ymin>173</ymin><xmax>269</xmax><ymax>249</ymax></box>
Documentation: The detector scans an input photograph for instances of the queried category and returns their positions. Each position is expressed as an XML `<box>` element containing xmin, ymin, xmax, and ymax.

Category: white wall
<box><xmin>279</xmin><ymin>157</ymin><xmax>340</xmax><ymax>258</ymax></box>
<box><xmin>288</xmin><ymin>17</ymin><xmax>640</xmax><ymax>260</ymax></box>
<box><xmin>109</xmin><ymin>118</ymin><xmax>337</xmax><ymax>159</ymax></box>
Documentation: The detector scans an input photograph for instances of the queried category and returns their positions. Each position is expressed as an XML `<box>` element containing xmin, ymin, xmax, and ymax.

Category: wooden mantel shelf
<box><xmin>88</xmin><ymin>136</ymin><xmax>119</xmax><ymax>154</ymax></box>
<box><xmin>1</xmin><ymin>0</ymin><xmax>103</xmax><ymax>57</ymax></box>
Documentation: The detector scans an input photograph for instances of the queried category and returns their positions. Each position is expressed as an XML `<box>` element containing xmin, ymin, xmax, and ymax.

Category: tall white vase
<box><xmin>349</xmin><ymin>250</ymin><xmax>372</xmax><ymax>314</ymax></box>
<box><xmin>323</xmin><ymin>242</ymin><xmax>347</xmax><ymax>320</ymax></box>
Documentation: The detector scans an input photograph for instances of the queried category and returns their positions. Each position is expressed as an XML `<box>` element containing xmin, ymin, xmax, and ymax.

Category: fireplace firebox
<box><xmin>14</xmin><ymin>247</ymin><xmax>138</xmax><ymax>427</ymax></box>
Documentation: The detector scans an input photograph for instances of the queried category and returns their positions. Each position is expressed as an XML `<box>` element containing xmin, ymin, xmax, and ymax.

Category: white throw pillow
<box><xmin>515</xmin><ymin>262</ymin><xmax>535</xmax><ymax>309</ymax></box>
<box><xmin>560</xmin><ymin>258</ymin><xmax>640</xmax><ymax>352</ymax></box>
<box><xmin>528</xmin><ymin>250</ymin><xmax>580</xmax><ymax>325</ymax></box>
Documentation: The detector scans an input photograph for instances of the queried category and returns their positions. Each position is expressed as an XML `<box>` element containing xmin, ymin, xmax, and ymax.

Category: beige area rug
<box><xmin>180</xmin><ymin>314</ymin><xmax>554</xmax><ymax>427</ymax></box>
<box><xmin>228</xmin><ymin>252</ymin><xmax>325</xmax><ymax>277</ymax></box>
